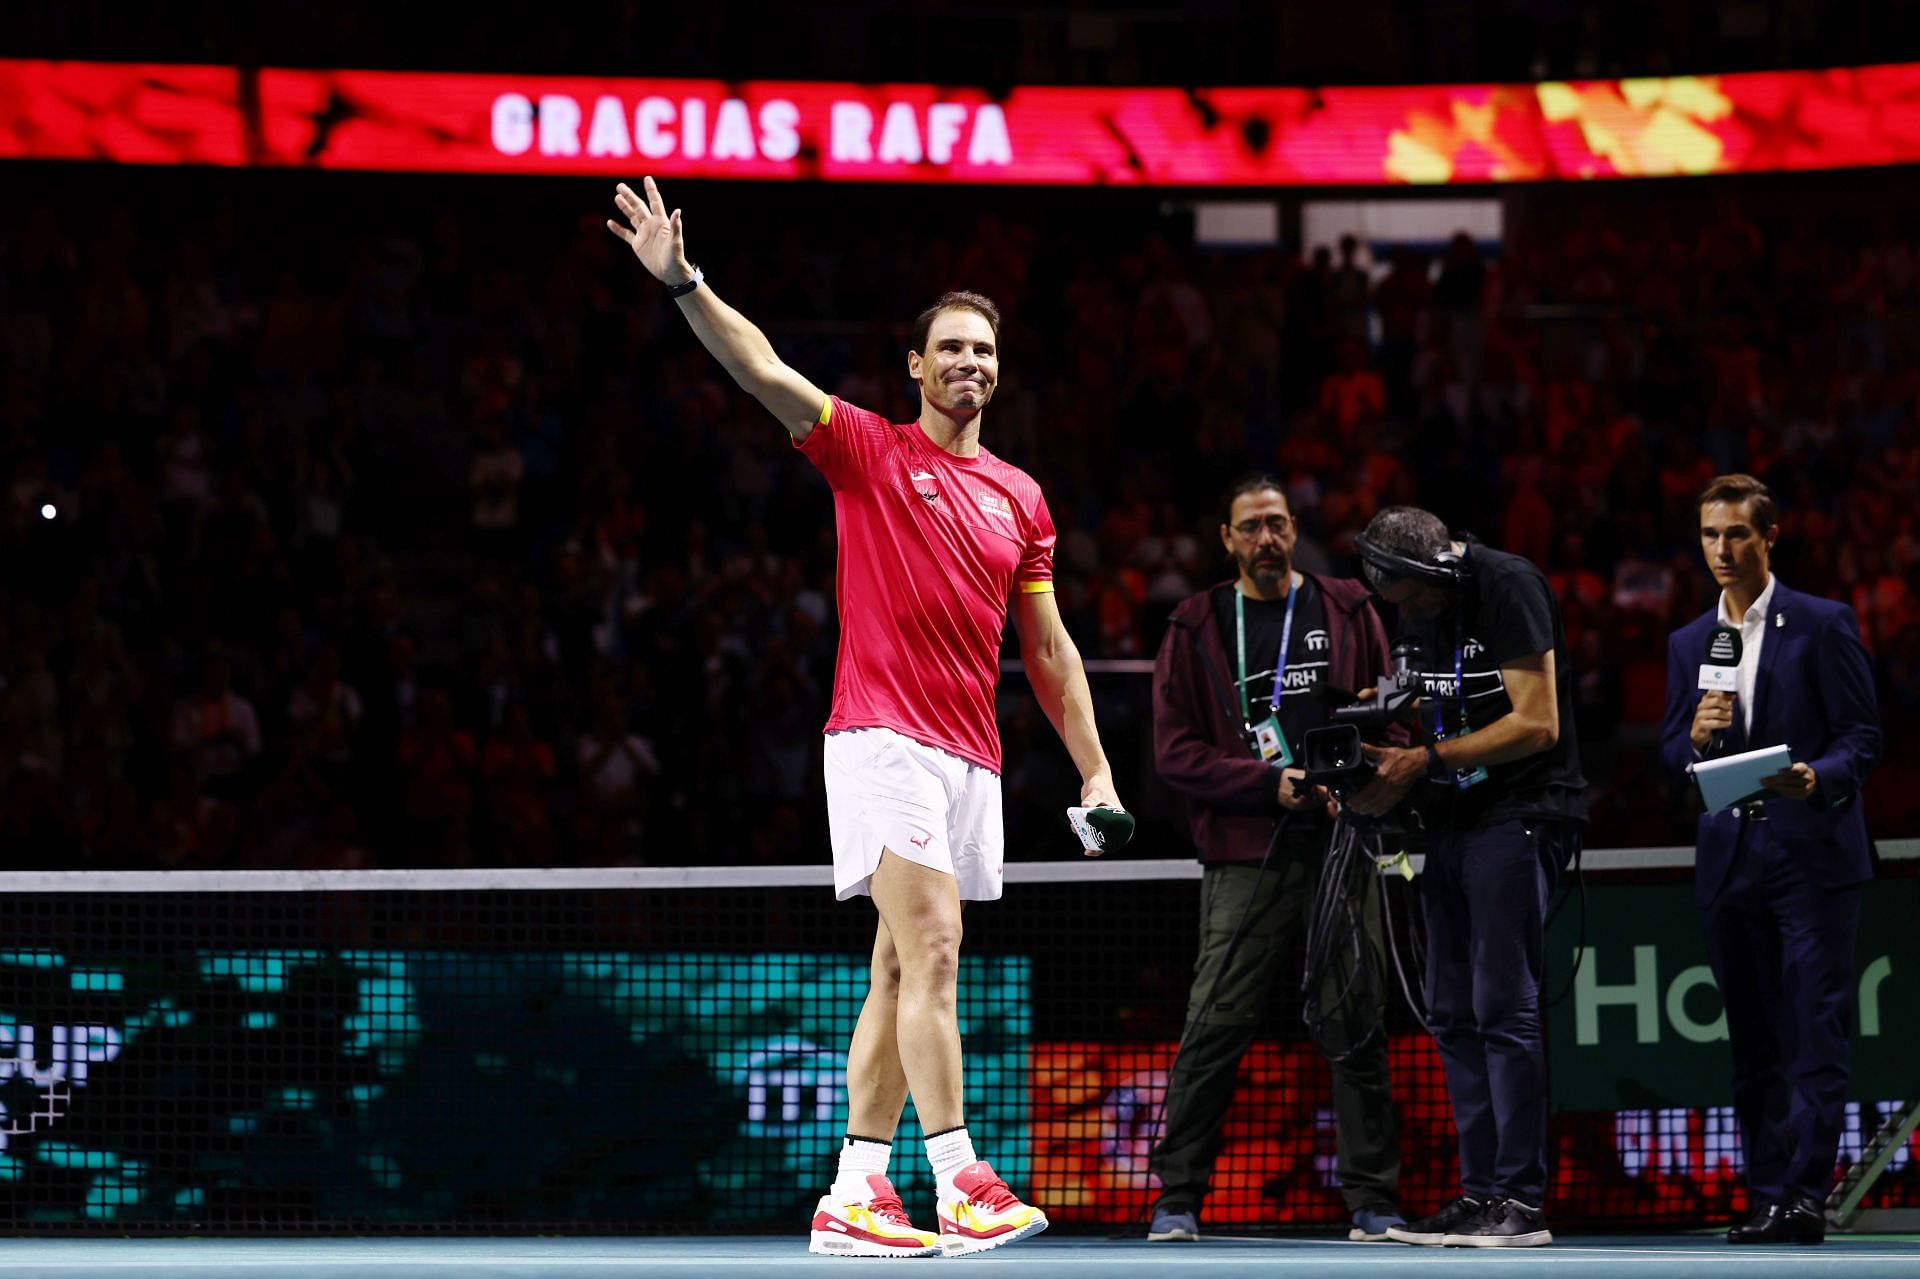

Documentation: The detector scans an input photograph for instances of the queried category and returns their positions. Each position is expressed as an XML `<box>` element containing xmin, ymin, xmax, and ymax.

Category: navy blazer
<box><xmin>1661</xmin><ymin>583</ymin><xmax>1881</xmax><ymax>904</ymax></box>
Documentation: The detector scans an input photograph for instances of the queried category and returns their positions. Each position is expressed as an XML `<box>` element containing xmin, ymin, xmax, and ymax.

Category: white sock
<box><xmin>831</xmin><ymin>1135</ymin><xmax>891</xmax><ymax>1201</ymax></box>
<box><xmin>926</xmin><ymin>1126</ymin><xmax>978</xmax><ymax>1200</ymax></box>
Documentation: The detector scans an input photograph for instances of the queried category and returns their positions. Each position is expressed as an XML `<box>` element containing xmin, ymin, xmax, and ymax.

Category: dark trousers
<box><xmin>1701</xmin><ymin>831</ymin><xmax>1863</xmax><ymax>1205</ymax></box>
<box><xmin>1149</xmin><ymin>854</ymin><xmax>1401</xmax><ymax>1216</ymax></box>
<box><xmin>1420</xmin><ymin>818</ymin><xmax>1573</xmax><ymax>1206</ymax></box>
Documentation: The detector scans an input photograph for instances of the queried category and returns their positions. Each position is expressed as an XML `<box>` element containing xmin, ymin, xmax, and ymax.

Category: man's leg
<box><xmin>1702</xmin><ymin>859</ymin><xmax>1791</xmax><ymax>1207</ymax></box>
<box><xmin>845</xmin><ymin>917</ymin><xmax>910</xmax><ymax>1140</ymax></box>
<box><xmin>1773</xmin><ymin>867</ymin><xmax>1862</xmax><ymax>1203</ymax></box>
<box><xmin>868</xmin><ymin>849</ymin><xmax>1045</xmax><ymax>1254</ymax></box>
<box><xmin>868</xmin><ymin>849</ymin><xmax>965</xmax><ymax>1132</ymax></box>
<box><xmin>1149</xmin><ymin>862</ymin><xmax>1294</xmax><ymax>1221</ymax></box>
<box><xmin>811</xmin><ymin>874</ymin><xmax>944</xmax><ymax>1257</ymax></box>
<box><xmin>1420</xmin><ymin>829</ymin><xmax>1497</xmax><ymax>1199</ymax></box>
<box><xmin>1459</xmin><ymin>820</ymin><xmax>1550</xmax><ymax>1206</ymax></box>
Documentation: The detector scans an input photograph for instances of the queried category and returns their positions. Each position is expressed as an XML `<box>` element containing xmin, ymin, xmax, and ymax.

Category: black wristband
<box><xmin>666</xmin><ymin>266</ymin><xmax>703</xmax><ymax>298</ymax></box>
<box><xmin>1424</xmin><ymin>742</ymin><xmax>1444</xmax><ymax>780</ymax></box>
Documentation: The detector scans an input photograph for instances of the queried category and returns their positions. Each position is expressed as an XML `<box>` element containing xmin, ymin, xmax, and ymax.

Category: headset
<box><xmin>1353</xmin><ymin>533</ymin><xmax>1473</xmax><ymax>590</ymax></box>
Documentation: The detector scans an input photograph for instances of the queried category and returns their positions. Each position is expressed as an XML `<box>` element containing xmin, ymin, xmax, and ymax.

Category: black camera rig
<box><xmin>1300</xmin><ymin>635</ymin><xmax>1430</xmax><ymax>799</ymax></box>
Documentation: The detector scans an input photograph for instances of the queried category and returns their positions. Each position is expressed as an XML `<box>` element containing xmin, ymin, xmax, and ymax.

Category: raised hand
<box><xmin>607</xmin><ymin>177</ymin><xmax>693</xmax><ymax>285</ymax></box>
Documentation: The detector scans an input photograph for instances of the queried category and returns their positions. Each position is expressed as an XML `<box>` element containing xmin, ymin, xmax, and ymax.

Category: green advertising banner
<box><xmin>0</xmin><ymin>949</ymin><xmax>1030</xmax><ymax>1226</ymax></box>
<box><xmin>1547</xmin><ymin>879</ymin><xmax>1918</xmax><ymax>1112</ymax></box>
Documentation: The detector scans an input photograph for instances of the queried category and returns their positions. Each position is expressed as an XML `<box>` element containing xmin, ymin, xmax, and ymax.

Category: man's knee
<box><xmin>898</xmin><ymin>926</ymin><xmax>962</xmax><ymax>986</ymax></box>
<box><xmin>1470</xmin><ymin>982</ymin><xmax>1541</xmax><ymax>1042</ymax></box>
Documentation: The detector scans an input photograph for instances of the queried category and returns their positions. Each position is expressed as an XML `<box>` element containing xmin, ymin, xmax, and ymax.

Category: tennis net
<box><xmin>0</xmin><ymin>850</ymin><xmax>1912</xmax><ymax>1233</ymax></box>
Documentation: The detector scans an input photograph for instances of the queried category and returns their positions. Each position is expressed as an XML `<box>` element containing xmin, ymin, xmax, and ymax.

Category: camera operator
<box><xmin>1345</xmin><ymin>506</ymin><xmax>1586</xmax><ymax>1250</ymax></box>
<box><xmin>1145</xmin><ymin>476</ymin><xmax>1405</xmax><ymax>1243</ymax></box>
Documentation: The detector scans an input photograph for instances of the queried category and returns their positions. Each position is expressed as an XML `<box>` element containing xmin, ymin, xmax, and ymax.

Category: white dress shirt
<box><xmin>1717</xmin><ymin>573</ymin><xmax>1777</xmax><ymax>736</ymax></box>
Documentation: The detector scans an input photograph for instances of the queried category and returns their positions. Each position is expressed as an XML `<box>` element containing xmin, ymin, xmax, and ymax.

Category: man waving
<box><xmin>610</xmin><ymin>177</ymin><xmax>1126</xmax><ymax>1257</ymax></box>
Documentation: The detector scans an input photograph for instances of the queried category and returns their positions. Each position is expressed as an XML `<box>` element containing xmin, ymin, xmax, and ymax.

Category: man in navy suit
<box><xmin>1661</xmin><ymin>474</ymin><xmax>1881</xmax><ymax>1245</ymax></box>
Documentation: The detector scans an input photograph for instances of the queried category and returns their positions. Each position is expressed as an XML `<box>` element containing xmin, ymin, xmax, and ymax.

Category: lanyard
<box><xmin>1234</xmin><ymin>581</ymin><xmax>1297</xmax><ymax>726</ymax></box>
<box><xmin>1431</xmin><ymin>609</ymin><xmax>1471</xmax><ymax>738</ymax></box>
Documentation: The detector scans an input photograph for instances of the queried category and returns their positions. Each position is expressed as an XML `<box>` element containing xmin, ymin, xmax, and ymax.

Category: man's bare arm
<box><xmin>1011</xmin><ymin>589</ymin><xmax>1121</xmax><ymax>810</ymax></box>
<box><xmin>1429</xmin><ymin>650</ymin><xmax>1559</xmax><ymax>770</ymax></box>
<box><xmin>608</xmin><ymin>177</ymin><xmax>826</xmax><ymax>440</ymax></box>
<box><xmin>1348</xmin><ymin>650</ymin><xmax>1559</xmax><ymax>815</ymax></box>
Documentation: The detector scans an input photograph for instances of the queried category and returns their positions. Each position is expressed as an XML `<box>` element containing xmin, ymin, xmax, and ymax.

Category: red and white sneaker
<box><xmin>935</xmin><ymin>1161</ymin><xmax>1049</xmax><ymax>1256</ymax></box>
<box><xmin>808</xmin><ymin>1174</ymin><xmax>941</xmax><ymax>1258</ymax></box>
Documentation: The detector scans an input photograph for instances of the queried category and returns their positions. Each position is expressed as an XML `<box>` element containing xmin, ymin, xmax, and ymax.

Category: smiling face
<box><xmin>907</xmin><ymin>307</ymin><xmax>998</xmax><ymax>419</ymax></box>
<box><xmin>1700</xmin><ymin>498</ymin><xmax>1775</xmax><ymax>598</ymax></box>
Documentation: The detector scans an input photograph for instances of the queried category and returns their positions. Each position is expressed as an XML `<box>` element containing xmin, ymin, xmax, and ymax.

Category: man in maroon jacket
<box><xmin>1145</xmin><ymin>475</ymin><xmax>1405</xmax><ymax>1243</ymax></box>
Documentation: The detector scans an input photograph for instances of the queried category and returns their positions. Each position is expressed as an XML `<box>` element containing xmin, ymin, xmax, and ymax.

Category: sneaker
<box><xmin>1349</xmin><ymin>1204</ymin><xmax>1407</xmax><ymax>1242</ymax></box>
<box><xmin>1440</xmin><ymin>1196</ymin><xmax>1553</xmax><ymax>1248</ymax></box>
<box><xmin>1385</xmin><ymin>1194</ymin><xmax>1484</xmax><ymax>1245</ymax></box>
<box><xmin>935</xmin><ymin>1161</ymin><xmax>1049</xmax><ymax>1256</ymax></box>
<box><xmin>808</xmin><ymin>1174</ymin><xmax>942</xmax><ymax>1258</ymax></box>
<box><xmin>1147</xmin><ymin>1207</ymin><xmax>1199</xmax><ymax>1241</ymax></box>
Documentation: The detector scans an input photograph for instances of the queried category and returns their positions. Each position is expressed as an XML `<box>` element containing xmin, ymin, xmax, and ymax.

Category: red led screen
<box><xmin>5</xmin><ymin>59</ymin><xmax>1920</xmax><ymax>185</ymax></box>
<box><xmin>1030</xmin><ymin>1038</ymin><xmax>1920</xmax><ymax>1228</ymax></box>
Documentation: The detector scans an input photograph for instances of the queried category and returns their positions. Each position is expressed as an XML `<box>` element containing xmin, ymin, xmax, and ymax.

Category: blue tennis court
<box><xmin>0</xmin><ymin>1235</ymin><xmax>1916</xmax><ymax>1278</ymax></box>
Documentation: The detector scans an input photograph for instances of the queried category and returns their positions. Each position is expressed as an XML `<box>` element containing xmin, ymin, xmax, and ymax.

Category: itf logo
<box><xmin>736</xmin><ymin>1039</ymin><xmax>846</xmax><ymax>1136</ymax></box>
<box><xmin>0</xmin><ymin>1023</ymin><xmax>123</xmax><ymax>1151</ymax></box>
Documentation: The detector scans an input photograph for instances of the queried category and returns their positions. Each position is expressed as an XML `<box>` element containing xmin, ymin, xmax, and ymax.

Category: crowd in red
<box><xmin>0</xmin><ymin>171</ymin><xmax>1914</xmax><ymax>868</ymax></box>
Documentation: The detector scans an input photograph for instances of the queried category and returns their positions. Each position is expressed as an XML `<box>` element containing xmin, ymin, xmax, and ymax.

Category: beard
<box><xmin>1238</xmin><ymin>551</ymin><xmax>1291</xmax><ymax>585</ymax></box>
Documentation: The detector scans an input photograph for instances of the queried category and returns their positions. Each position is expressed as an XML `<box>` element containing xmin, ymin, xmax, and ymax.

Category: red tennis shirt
<box><xmin>797</xmin><ymin>396</ymin><xmax>1056</xmax><ymax>773</ymax></box>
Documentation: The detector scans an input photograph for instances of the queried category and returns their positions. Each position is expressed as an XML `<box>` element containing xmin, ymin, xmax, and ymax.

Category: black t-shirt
<box><xmin>1214</xmin><ymin>577</ymin><xmax>1332</xmax><ymax>838</ymax></box>
<box><xmin>1403</xmin><ymin>545</ymin><xmax>1588</xmax><ymax>828</ymax></box>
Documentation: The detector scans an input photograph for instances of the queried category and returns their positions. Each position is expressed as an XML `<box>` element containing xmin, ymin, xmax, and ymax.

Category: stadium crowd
<box><xmin>1</xmin><ymin>171</ymin><xmax>1916</xmax><ymax>869</ymax></box>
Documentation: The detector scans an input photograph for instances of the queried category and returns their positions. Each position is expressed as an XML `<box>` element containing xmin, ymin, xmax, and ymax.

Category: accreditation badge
<box><xmin>1249</xmin><ymin>715</ymin><xmax>1294</xmax><ymax>767</ymax></box>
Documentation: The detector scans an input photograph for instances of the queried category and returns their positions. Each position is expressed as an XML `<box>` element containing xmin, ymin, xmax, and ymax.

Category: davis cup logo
<box><xmin>0</xmin><ymin>1023</ymin><xmax>123</xmax><ymax>1150</ymax></box>
<box><xmin>1699</xmin><ymin>625</ymin><xmax>1743</xmax><ymax>691</ymax></box>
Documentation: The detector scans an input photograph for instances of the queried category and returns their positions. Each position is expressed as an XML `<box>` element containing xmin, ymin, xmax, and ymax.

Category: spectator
<box><xmin>481</xmin><ymin>700</ymin><xmax>558</xmax><ymax>865</ymax></box>
<box><xmin>397</xmin><ymin>689</ymin><xmax>477</xmax><ymax>866</ymax></box>
<box><xmin>286</xmin><ymin>643</ymin><xmax>363</xmax><ymax>778</ymax></box>
<box><xmin>468</xmin><ymin>414</ymin><xmax>526</xmax><ymax>557</ymax></box>
<box><xmin>575</xmin><ymin>693</ymin><xmax>660</xmax><ymax>864</ymax></box>
<box><xmin>168</xmin><ymin>654</ymin><xmax>262</xmax><ymax>796</ymax></box>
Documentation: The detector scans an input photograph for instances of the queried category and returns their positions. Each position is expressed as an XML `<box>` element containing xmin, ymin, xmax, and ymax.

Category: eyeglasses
<box><xmin>1231</xmin><ymin>515</ymin><xmax>1295</xmax><ymax>537</ymax></box>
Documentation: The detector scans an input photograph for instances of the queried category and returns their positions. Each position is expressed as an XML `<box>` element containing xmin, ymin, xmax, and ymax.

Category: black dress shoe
<box><xmin>1727</xmin><ymin>1196</ymin><xmax>1825</xmax><ymax>1244</ymax></box>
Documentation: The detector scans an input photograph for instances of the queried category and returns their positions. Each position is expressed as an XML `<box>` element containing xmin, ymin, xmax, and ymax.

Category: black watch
<box><xmin>1424</xmin><ymin>742</ymin><xmax>1444</xmax><ymax>779</ymax></box>
<box><xmin>666</xmin><ymin>265</ymin><xmax>703</xmax><ymax>298</ymax></box>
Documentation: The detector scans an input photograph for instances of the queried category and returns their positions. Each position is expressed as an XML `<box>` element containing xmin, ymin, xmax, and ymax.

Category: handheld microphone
<box><xmin>1699</xmin><ymin>624</ymin><xmax>1742</xmax><ymax>753</ymax></box>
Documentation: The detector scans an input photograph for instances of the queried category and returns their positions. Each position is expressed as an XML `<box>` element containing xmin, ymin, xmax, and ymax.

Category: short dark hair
<box><xmin>1698</xmin><ymin>473</ymin><xmax>1778</xmax><ymax>534</ymax></box>
<box><xmin>910</xmin><ymin>291</ymin><xmax>1001</xmax><ymax>355</ymax></box>
<box><xmin>1220</xmin><ymin>473</ymin><xmax>1287</xmax><ymax>525</ymax></box>
<box><xmin>1359</xmin><ymin>505</ymin><xmax>1452</xmax><ymax>590</ymax></box>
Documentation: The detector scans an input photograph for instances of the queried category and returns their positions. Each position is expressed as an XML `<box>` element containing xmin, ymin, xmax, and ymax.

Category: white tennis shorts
<box><xmin>823</xmin><ymin>727</ymin><xmax>1004</xmax><ymax>903</ymax></box>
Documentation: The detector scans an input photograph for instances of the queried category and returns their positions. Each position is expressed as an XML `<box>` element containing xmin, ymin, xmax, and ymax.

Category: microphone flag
<box><xmin>1699</xmin><ymin>624</ymin><xmax>1742</xmax><ymax>692</ymax></box>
